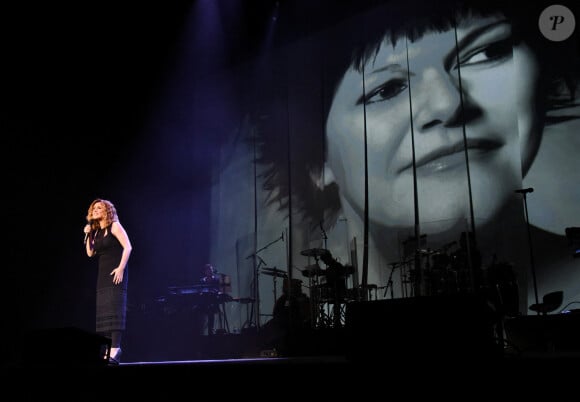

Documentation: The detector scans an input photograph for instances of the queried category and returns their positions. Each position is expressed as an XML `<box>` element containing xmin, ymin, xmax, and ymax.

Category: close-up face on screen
<box><xmin>206</xmin><ymin>0</ymin><xmax>578</xmax><ymax>328</ymax></box>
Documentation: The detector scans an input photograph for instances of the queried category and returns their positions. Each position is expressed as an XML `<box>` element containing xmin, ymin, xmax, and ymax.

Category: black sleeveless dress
<box><xmin>92</xmin><ymin>224</ymin><xmax>128</xmax><ymax>334</ymax></box>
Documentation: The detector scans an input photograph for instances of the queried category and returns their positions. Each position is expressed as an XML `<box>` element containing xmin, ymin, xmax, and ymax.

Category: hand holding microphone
<box><xmin>83</xmin><ymin>222</ymin><xmax>93</xmax><ymax>244</ymax></box>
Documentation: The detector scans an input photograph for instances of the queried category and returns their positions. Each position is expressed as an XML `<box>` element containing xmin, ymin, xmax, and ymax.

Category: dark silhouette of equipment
<box><xmin>529</xmin><ymin>291</ymin><xmax>564</xmax><ymax>315</ymax></box>
<box><xmin>514</xmin><ymin>187</ymin><xmax>540</xmax><ymax>312</ymax></box>
<box><xmin>565</xmin><ymin>227</ymin><xmax>580</xmax><ymax>258</ymax></box>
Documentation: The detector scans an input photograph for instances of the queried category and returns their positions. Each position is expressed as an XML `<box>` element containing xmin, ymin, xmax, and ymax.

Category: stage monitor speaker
<box><xmin>18</xmin><ymin>327</ymin><xmax>111</xmax><ymax>367</ymax></box>
<box><xmin>504</xmin><ymin>312</ymin><xmax>580</xmax><ymax>354</ymax></box>
<box><xmin>344</xmin><ymin>293</ymin><xmax>500</xmax><ymax>363</ymax></box>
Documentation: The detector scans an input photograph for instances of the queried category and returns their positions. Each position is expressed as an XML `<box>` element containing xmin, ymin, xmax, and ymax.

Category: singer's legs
<box><xmin>100</xmin><ymin>330</ymin><xmax>123</xmax><ymax>361</ymax></box>
<box><xmin>109</xmin><ymin>330</ymin><xmax>123</xmax><ymax>361</ymax></box>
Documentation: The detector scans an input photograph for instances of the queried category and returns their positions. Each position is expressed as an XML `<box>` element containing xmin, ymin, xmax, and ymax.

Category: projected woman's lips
<box><xmin>397</xmin><ymin>138</ymin><xmax>503</xmax><ymax>174</ymax></box>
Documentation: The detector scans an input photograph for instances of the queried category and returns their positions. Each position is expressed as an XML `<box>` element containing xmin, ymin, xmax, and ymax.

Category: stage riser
<box><xmin>344</xmin><ymin>294</ymin><xmax>501</xmax><ymax>362</ymax></box>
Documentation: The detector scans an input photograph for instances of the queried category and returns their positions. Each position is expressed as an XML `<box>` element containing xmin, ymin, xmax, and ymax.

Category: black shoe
<box><xmin>108</xmin><ymin>348</ymin><xmax>122</xmax><ymax>365</ymax></box>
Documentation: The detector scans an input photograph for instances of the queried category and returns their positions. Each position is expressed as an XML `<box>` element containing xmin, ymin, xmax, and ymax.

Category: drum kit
<box><xmin>299</xmin><ymin>248</ymin><xmax>355</xmax><ymax>294</ymax></box>
<box><xmin>299</xmin><ymin>248</ymin><xmax>357</xmax><ymax>328</ymax></box>
<box><xmin>392</xmin><ymin>238</ymin><xmax>479</xmax><ymax>297</ymax></box>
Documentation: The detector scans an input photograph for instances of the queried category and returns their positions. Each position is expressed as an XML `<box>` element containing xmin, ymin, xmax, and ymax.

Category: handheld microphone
<box><xmin>515</xmin><ymin>188</ymin><xmax>534</xmax><ymax>194</ymax></box>
<box><xmin>83</xmin><ymin>220</ymin><xmax>94</xmax><ymax>244</ymax></box>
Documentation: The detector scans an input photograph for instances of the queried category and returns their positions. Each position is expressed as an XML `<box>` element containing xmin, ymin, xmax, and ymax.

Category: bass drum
<box><xmin>311</xmin><ymin>283</ymin><xmax>347</xmax><ymax>303</ymax></box>
<box><xmin>311</xmin><ymin>284</ymin><xmax>332</xmax><ymax>302</ymax></box>
<box><xmin>425</xmin><ymin>268</ymin><xmax>458</xmax><ymax>296</ymax></box>
<box><xmin>344</xmin><ymin>284</ymin><xmax>378</xmax><ymax>301</ymax></box>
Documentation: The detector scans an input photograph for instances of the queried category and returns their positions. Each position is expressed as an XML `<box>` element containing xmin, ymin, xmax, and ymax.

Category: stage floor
<box><xmin>8</xmin><ymin>306</ymin><xmax>580</xmax><ymax>400</ymax></box>
<box><xmin>7</xmin><ymin>351</ymin><xmax>580</xmax><ymax>401</ymax></box>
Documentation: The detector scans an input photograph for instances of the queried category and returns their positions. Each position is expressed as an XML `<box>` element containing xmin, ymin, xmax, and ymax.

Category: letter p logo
<box><xmin>539</xmin><ymin>5</ymin><xmax>575</xmax><ymax>41</ymax></box>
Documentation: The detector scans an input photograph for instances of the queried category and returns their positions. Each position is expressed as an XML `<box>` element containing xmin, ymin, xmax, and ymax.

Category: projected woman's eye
<box><xmin>458</xmin><ymin>39</ymin><xmax>513</xmax><ymax>68</ymax></box>
<box><xmin>359</xmin><ymin>78</ymin><xmax>409</xmax><ymax>105</ymax></box>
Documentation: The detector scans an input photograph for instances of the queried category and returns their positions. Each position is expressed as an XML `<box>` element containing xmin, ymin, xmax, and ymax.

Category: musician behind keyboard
<box><xmin>198</xmin><ymin>263</ymin><xmax>221</xmax><ymax>335</ymax></box>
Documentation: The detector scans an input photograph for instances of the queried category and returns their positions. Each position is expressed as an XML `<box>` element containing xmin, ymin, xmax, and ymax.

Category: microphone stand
<box><xmin>384</xmin><ymin>263</ymin><xmax>398</xmax><ymax>299</ymax></box>
<box><xmin>245</xmin><ymin>234</ymin><xmax>285</xmax><ymax>328</ymax></box>
<box><xmin>515</xmin><ymin>189</ymin><xmax>540</xmax><ymax>313</ymax></box>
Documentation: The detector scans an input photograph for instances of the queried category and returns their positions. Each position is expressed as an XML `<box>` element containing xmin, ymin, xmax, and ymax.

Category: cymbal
<box><xmin>261</xmin><ymin>267</ymin><xmax>287</xmax><ymax>278</ymax></box>
<box><xmin>262</xmin><ymin>271</ymin><xmax>287</xmax><ymax>278</ymax></box>
<box><xmin>389</xmin><ymin>260</ymin><xmax>412</xmax><ymax>269</ymax></box>
<box><xmin>300</xmin><ymin>248</ymin><xmax>329</xmax><ymax>257</ymax></box>
<box><xmin>262</xmin><ymin>266</ymin><xmax>285</xmax><ymax>273</ymax></box>
<box><xmin>417</xmin><ymin>248</ymin><xmax>437</xmax><ymax>256</ymax></box>
<box><xmin>232</xmin><ymin>297</ymin><xmax>255</xmax><ymax>304</ymax></box>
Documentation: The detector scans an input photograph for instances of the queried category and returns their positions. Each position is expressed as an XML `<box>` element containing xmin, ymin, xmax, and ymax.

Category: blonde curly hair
<box><xmin>86</xmin><ymin>198</ymin><xmax>119</xmax><ymax>230</ymax></box>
